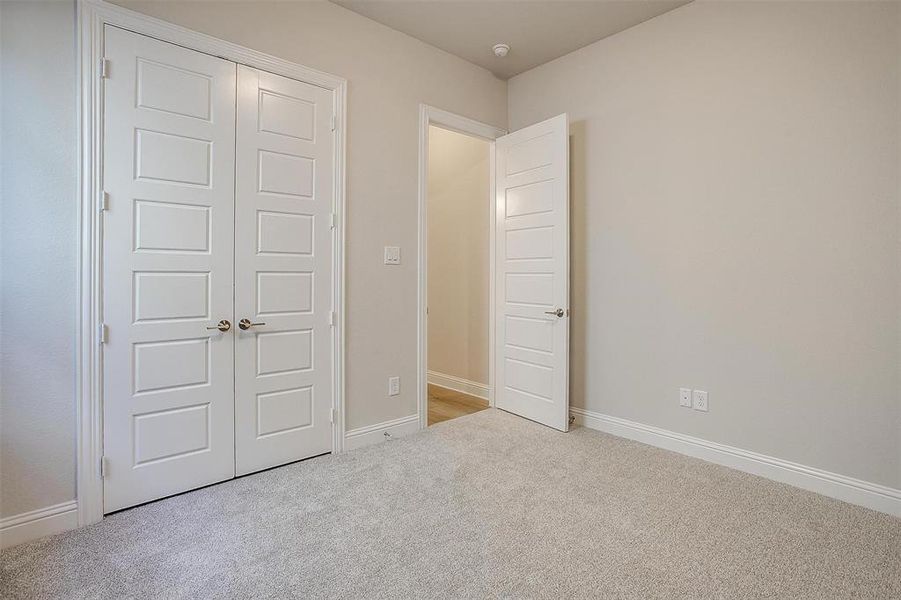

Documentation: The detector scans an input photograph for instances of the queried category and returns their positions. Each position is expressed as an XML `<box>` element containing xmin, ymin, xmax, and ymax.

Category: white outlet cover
<box><xmin>388</xmin><ymin>376</ymin><xmax>400</xmax><ymax>396</ymax></box>
<box><xmin>679</xmin><ymin>388</ymin><xmax>692</xmax><ymax>408</ymax></box>
<box><xmin>692</xmin><ymin>390</ymin><xmax>708</xmax><ymax>412</ymax></box>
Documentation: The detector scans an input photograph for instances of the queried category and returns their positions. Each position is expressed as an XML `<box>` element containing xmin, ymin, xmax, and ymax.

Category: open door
<box><xmin>494</xmin><ymin>113</ymin><xmax>570</xmax><ymax>431</ymax></box>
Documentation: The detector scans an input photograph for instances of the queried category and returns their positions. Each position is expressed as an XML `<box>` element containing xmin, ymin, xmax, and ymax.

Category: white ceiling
<box><xmin>331</xmin><ymin>0</ymin><xmax>690</xmax><ymax>79</ymax></box>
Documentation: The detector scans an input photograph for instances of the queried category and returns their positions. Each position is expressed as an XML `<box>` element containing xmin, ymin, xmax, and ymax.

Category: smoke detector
<box><xmin>492</xmin><ymin>43</ymin><xmax>510</xmax><ymax>58</ymax></box>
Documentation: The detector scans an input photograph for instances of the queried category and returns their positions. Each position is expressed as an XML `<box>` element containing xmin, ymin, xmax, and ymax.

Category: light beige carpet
<box><xmin>1</xmin><ymin>409</ymin><xmax>899</xmax><ymax>599</ymax></box>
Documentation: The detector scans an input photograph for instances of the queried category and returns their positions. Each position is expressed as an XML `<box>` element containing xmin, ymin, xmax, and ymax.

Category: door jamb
<box><xmin>417</xmin><ymin>105</ymin><xmax>507</xmax><ymax>430</ymax></box>
<box><xmin>77</xmin><ymin>0</ymin><xmax>347</xmax><ymax>527</ymax></box>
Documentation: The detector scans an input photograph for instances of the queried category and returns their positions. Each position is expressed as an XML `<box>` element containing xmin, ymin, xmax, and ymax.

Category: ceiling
<box><xmin>331</xmin><ymin>0</ymin><xmax>690</xmax><ymax>79</ymax></box>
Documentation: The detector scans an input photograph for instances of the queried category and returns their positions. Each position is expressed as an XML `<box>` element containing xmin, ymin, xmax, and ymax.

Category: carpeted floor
<box><xmin>2</xmin><ymin>409</ymin><xmax>899</xmax><ymax>599</ymax></box>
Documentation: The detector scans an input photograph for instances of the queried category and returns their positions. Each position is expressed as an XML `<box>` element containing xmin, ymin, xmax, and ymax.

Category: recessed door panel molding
<box><xmin>259</xmin><ymin>90</ymin><xmax>316</xmax><ymax>141</ymax></box>
<box><xmin>256</xmin><ymin>272</ymin><xmax>314</xmax><ymax>315</ymax></box>
<box><xmin>235</xmin><ymin>64</ymin><xmax>335</xmax><ymax>476</ymax></box>
<box><xmin>133</xmin><ymin>271</ymin><xmax>210</xmax><ymax>323</ymax></box>
<box><xmin>136</xmin><ymin>58</ymin><xmax>213</xmax><ymax>121</ymax></box>
<box><xmin>133</xmin><ymin>403</ymin><xmax>211</xmax><ymax>465</ymax></box>
<box><xmin>256</xmin><ymin>329</ymin><xmax>314</xmax><ymax>376</ymax></box>
<box><xmin>505</xmin><ymin>315</ymin><xmax>554</xmax><ymax>354</ymax></box>
<box><xmin>505</xmin><ymin>179</ymin><xmax>554</xmax><ymax>217</ymax></box>
<box><xmin>494</xmin><ymin>114</ymin><xmax>570</xmax><ymax>431</ymax></box>
<box><xmin>134</xmin><ymin>200</ymin><xmax>211</xmax><ymax>253</ymax></box>
<box><xmin>256</xmin><ymin>386</ymin><xmax>314</xmax><ymax>438</ymax></box>
<box><xmin>134</xmin><ymin>129</ymin><xmax>212</xmax><ymax>187</ymax></box>
<box><xmin>258</xmin><ymin>150</ymin><xmax>315</xmax><ymax>198</ymax></box>
<box><xmin>257</xmin><ymin>211</ymin><xmax>314</xmax><ymax>256</ymax></box>
<box><xmin>101</xmin><ymin>25</ymin><xmax>237</xmax><ymax>513</ymax></box>
<box><xmin>132</xmin><ymin>337</ymin><xmax>210</xmax><ymax>394</ymax></box>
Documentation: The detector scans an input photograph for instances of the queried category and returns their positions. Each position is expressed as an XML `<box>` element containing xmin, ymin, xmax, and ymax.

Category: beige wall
<box><xmin>427</xmin><ymin>126</ymin><xmax>490</xmax><ymax>385</ymax></box>
<box><xmin>509</xmin><ymin>1</ymin><xmax>901</xmax><ymax>487</ymax></box>
<box><xmin>0</xmin><ymin>0</ymin><xmax>78</xmax><ymax>518</ymax></box>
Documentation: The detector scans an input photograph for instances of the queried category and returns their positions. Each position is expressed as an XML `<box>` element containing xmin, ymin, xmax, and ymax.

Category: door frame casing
<box><xmin>417</xmin><ymin>105</ymin><xmax>507</xmax><ymax>429</ymax></box>
<box><xmin>77</xmin><ymin>0</ymin><xmax>347</xmax><ymax>527</ymax></box>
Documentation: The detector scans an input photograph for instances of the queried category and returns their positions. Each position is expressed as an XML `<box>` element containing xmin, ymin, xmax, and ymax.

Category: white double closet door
<box><xmin>102</xmin><ymin>26</ymin><xmax>334</xmax><ymax>512</ymax></box>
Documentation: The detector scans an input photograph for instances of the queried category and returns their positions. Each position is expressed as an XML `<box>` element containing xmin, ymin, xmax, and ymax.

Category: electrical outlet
<box><xmin>692</xmin><ymin>390</ymin><xmax>708</xmax><ymax>412</ymax></box>
<box><xmin>679</xmin><ymin>388</ymin><xmax>692</xmax><ymax>408</ymax></box>
<box><xmin>384</xmin><ymin>246</ymin><xmax>401</xmax><ymax>265</ymax></box>
<box><xmin>388</xmin><ymin>376</ymin><xmax>400</xmax><ymax>396</ymax></box>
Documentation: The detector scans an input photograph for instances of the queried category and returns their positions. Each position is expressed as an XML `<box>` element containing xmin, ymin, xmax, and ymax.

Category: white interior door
<box><xmin>101</xmin><ymin>26</ymin><xmax>237</xmax><ymax>512</ymax></box>
<box><xmin>234</xmin><ymin>65</ymin><xmax>335</xmax><ymax>475</ymax></box>
<box><xmin>494</xmin><ymin>114</ymin><xmax>570</xmax><ymax>431</ymax></box>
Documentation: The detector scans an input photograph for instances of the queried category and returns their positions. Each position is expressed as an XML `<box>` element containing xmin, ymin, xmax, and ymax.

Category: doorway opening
<box><xmin>426</xmin><ymin>125</ymin><xmax>491</xmax><ymax>425</ymax></box>
<box><xmin>417</xmin><ymin>106</ymin><xmax>507</xmax><ymax>429</ymax></box>
<box><xmin>418</xmin><ymin>106</ymin><xmax>571</xmax><ymax>433</ymax></box>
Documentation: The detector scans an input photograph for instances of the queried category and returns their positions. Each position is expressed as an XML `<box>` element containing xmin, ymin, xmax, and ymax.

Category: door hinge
<box><xmin>100</xmin><ymin>456</ymin><xmax>109</xmax><ymax>478</ymax></box>
<box><xmin>330</xmin><ymin>408</ymin><xmax>338</xmax><ymax>424</ymax></box>
<box><xmin>98</xmin><ymin>323</ymin><xmax>108</xmax><ymax>344</ymax></box>
<box><xmin>328</xmin><ymin>311</ymin><xmax>336</xmax><ymax>327</ymax></box>
<box><xmin>330</xmin><ymin>212</ymin><xmax>337</xmax><ymax>229</ymax></box>
<box><xmin>100</xmin><ymin>58</ymin><xmax>110</xmax><ymax>79</ymax></box>
<box><xmin>98</xmin><ymin>191</ymin><xmax>109</xmax><ymax>213</ymax></box>
<box><xmin>330</xmin><ymin>114</ymin><xmax>337</xmax><ymax>131</ymax></box>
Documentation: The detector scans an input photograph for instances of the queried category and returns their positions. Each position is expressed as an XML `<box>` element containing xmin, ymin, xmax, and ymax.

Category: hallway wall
<box><xmin>427</xmin><ymin>126</ymin><xmax>490</xmax><ymax>387</ymax></box>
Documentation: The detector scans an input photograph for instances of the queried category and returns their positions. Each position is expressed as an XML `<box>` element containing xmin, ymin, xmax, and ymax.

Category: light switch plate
<box><xmin>679</xmin><ymin>388</ymin><xmax>692</xmax><ymax>408</ymax></box>
<box><xmin>388</xmin><ymin>376</ymin><xmax>400</xmax><ymax>396</ymax></box>
<box><xmin>384</xmin><ymin>246</ymin><xmax>401</xmax><ymax>265</ymax></box>
<box><xmin>692</xmin><ymin>390</ymin><xmax>708</xmax><ymax>412</ymax></box>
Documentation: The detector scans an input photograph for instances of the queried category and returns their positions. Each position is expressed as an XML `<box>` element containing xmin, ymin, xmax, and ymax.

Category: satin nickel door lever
<box><xmin>238</xmin><ymin>318</ymin><xmax>266</xmax><ymax>330</ymax></box>
<box><xmin>206</xmin><ymin>319</ymin><xmax>231</xmax><ymax>332</ymax></box>
<box><xmin>544</xmin><ymin>308</ymin><xmax>566</xmax><ymax>318</ymax></box>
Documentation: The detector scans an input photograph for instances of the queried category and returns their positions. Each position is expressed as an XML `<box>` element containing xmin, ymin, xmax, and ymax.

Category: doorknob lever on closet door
<box><xmin>206</xmin><ymin>319</ymin><xmax>231</xmax><ymax>332</ymax></box>
<box><xmin>238</xmin><ymin>318</ymin><xmax>266</xmax><ymax>330</ymax></box>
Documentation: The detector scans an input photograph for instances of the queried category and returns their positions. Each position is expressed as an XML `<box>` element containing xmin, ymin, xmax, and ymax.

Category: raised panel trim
<box><xmin>256</xmin><ymin>385</ymin><xmax>314</xmax><ymax>438</ymax></box>
<box><xmin>132</xmin><ymin>337</ymin><xmax>211</xmax><ymax>395</ymax></box>
<box><xmin>132</xmin><ymin>402</ymin><xmax>211</xmax><ymax>466</ymax></box>
<box><xmin>505</xmin><ymin>178</ymin><xmax>554</xmax><ymax>218</ymax></box>
<box><xmin>136</xmin><ymin>57</ymin><xmax>212</xmax><ymax>121</ymax></box>
<box><xmin>134</xmin><ymin>128</ymin><xmax>212</xmax><ymax>188</ymax></box>
<box><xmin>505</xmin><ymin>132</ymin><xmax>553</xmax><ymax>176</ymax></box>
<box><xmin>255</xmin><ymin>329</ymin><xmax>314</xmax><ymax>377</ymax></box>
<box><xmin>258</xmin><ymin>88</ymin><xmax>315</xmax><ymax>141</ymax></box>
<box><xmin>505</xmin><ymin>226</ymin><xmax>553</xmax><ymax>261</ymax></box>
<box><xmin>132</xmin><ymin>271</ymin><xmax>210</xmax><ymax>323</ymax></box>
<box><xmin>504</xmin><ymin>314</ymin><xmax>553</xmax><ymax>355</ymax></box>
<box><xmin>256</xmin><ymin>271</ymin><xmax>314</xmax><ymax>316</ymax></box>
<box><xmin>256</xmin><ymin>210</ymin><xmax>314</xmax><ymax>256</ymax></box>
<box><xmin>133</xmin><ymin>199</ymin><xmax>211</xmax><ymax>254</ymax></box>
<box><xmin>504</xmin><ymin>272</ymin><xmax>554</xmax><ymax>307</ymax></box>
<box><xmin>257</xmin><ymin>149</ymin><xmax>315</xmax><ymax>198</ymax></box>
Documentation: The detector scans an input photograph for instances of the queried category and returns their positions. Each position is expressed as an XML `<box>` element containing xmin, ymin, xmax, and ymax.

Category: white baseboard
<box><xmin>427</xmin><ymin>370</ymin><xmax>490</xmax><ymax>400</ymax></box>
<box><xmin>344</xmin><ymin>414</ymin><xmax>420</xmax><ymax>451</ymax></box>
<box><xmin>571</xmin><ymin>407</ymin><xmax>901</xmax><ymax>518</ymax></box>
<box><xmin>0</xmin><ymin>500</ymin><xmax>79</xmax><ymax>549</ymax></box>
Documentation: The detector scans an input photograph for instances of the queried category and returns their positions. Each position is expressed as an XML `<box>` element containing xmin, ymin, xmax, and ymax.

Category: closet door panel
<box><xmin>234</xmin><ymin>65</ymin><xmax>335</xmax><ymax>475</ymax></box>
<box><xmin>101</xmin><ymin>26</ymin><xmax>237</xmax><ymax>513</ymax></box>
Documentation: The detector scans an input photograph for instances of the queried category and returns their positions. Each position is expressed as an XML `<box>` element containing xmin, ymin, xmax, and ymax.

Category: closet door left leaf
<box><xmin>101</xmin><ymin>25</ymin><xmax>237</xmax><ymax>513</ymax></box>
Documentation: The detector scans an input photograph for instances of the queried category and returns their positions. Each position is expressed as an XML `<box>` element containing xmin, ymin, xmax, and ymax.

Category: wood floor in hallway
<box><xmin>427</xmin><ymin>384</ymin><xmax>489</xmax><ymax>426</ymax></box>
